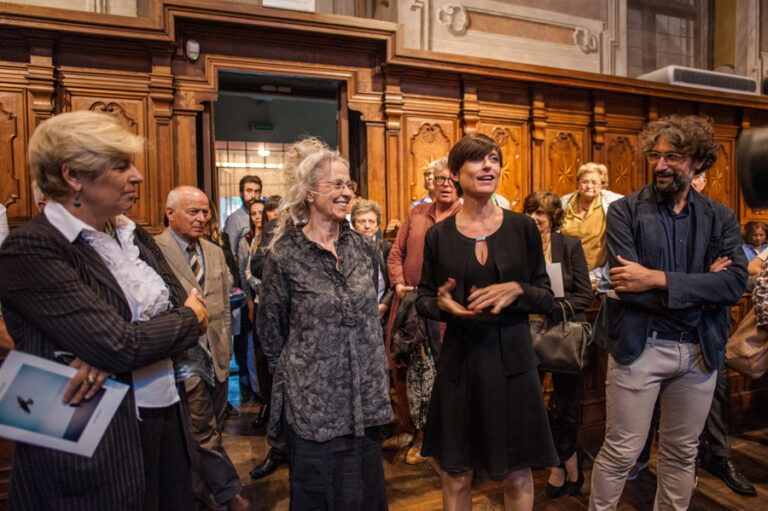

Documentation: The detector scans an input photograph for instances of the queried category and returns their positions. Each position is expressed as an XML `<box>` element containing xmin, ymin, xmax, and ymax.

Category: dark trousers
<box><xmin>545</xmin><ymin>372</ymin><xmax>582</xmax><ymax>463</ymax></box>
<box><xmin>287</xmin><ymin>426</ymin><xmax>387</xmax><ymax>511</ymax></box>
<box><xmin>186</xmin><ymin>377</ymin><xmax>242</xmax><ymax>504</ymax></box>
<box><xmin>234</xmin><ymin>307</ymin><xmax>251</xmax><ymax>393</ymax></box>
<box><xmin>138</xmin><ymin>403</ymin><xmax>194</xmax><ymax>511</ymax></box>
<box><xmin>701</xmin><ymin>362</ymin><xmax>732</xmax><ymax>458</ymax></box>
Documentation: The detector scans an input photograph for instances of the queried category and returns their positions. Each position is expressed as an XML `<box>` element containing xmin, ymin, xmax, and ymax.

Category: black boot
<box><xmin>704</xmin><ymin>456</ymin><xmax>757</xmax><ymax>496</ymax></box>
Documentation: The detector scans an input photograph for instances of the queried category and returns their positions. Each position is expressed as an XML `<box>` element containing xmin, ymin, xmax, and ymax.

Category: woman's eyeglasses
<box><xmin>318</xmin><ymin>180</ymin><xmax>357</xmax><ymax>193</ymax></box>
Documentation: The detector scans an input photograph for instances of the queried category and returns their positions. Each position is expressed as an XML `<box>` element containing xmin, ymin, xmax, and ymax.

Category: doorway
<box><xmin>209</xmin><ymin>71</ymin><xmax>349</xmax><ymax>225</ymax></box>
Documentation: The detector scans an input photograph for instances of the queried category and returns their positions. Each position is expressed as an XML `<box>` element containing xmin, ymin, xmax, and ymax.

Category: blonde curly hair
<box><xmin>268</xmin><ymin>137</ymin><xmax>349</xmax><ymax>251</ymax></box>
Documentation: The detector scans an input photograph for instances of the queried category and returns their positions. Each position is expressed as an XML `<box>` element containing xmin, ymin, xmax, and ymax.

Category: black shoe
<box><xmin>546</xmin><ymin>464</ymin><xmax>567</xmax><ymax>499</ymax></box>
<box><xmin>224</xmin><ymin>402</ymin><xmax>239</xmax><ymax>420</ymax></box>
<box><xmin>565</xmin><ymin>448</ymin><xmax>586</xmax><ymax>496</ymax></box>
<box><xmin>250</xmin><ymin>404</ymin><xmax>269</xmax><ymax>429</ymax></box>
<box><xmin>705</xmin><ymin>456</ymin><xmax>757</xmax><ymax>496</ymax></box>
<box><xmin>249</xmin><ymin>449</ymin><xmax>287</xmax><ymax>480</ymax></box>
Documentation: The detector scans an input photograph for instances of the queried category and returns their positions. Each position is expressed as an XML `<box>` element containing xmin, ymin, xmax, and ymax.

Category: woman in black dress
<box><xmin>523</xmin><ymin>191</ymin><xmax>593</xmax><ymax>498</ymax></box>
<box><xmin>416</xmin><ymin>133</ymin><xmax>558</xmax><ymax>510</ymax></box>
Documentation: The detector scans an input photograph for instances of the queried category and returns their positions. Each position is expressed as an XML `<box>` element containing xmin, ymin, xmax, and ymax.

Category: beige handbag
<box><xmin>725</xmin><ymin>308</ymin><xmax>768</xmax><ymax>379</ymax></box>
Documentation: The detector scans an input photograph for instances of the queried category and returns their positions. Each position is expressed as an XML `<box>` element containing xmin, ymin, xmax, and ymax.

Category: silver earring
<box><xmin>73</xmin><ymin>191</ymin><xmax>81</xmax><ymax>207</ymax></box>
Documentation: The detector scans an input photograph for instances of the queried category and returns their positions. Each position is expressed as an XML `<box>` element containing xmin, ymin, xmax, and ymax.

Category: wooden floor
<box><xmin>223</xmin><ymin>377</ymin><xmax>768</xmax><ymax>511</ymax></box>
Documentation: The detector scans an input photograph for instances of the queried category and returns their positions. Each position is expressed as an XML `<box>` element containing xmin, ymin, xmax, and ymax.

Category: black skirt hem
<box><xmin>425</xmin><ymin>454</ymin><xmax>561</xmax><ymax>482</ymax></box>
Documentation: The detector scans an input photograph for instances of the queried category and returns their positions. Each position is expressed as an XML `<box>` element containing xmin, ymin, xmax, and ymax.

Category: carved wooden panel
<box><xmin>66</xmin><ymin>95</ymin><xmax>151</xmax><ymax>226</ymax></box>
<box><xmin>705</xmin><ymin>139</ymin><xmax>734</xmax><ymax>209</ymax></box>
<box><xmin>0</xmin><ymin>90</ymin><xmax>26</xmax><ymax>221</ymax></box>
<box><xmin>405</xmin><ymin>118</ymin><xmax>455</xmax><ymax>203</ymax></box>
<box><xmin>604</xmin><ymin>133</ymin><xmax>638</xmax><ymax>197</ymax></box>
<box><xmin>477</xmin><ymin>122</ymin><xmax>527</xmax><ymax>211</ymax></box>
<box><xmin>544</xmin><ymin>129</ymin><xmax>584</xmax><ymax>197</ymax></box>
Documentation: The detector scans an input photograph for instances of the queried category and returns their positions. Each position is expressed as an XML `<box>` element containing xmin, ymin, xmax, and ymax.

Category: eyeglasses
<box><xmin>317</xmin><ymin>180</ymin><xmax>357</xmax><ymax>193</ymax></box>
<box><xmin>646</xmin><ymin>151</ymin><xmax>686</xmax><ymax>165</ymax></box>
<box><xmin>579</xmin><ymin>179</ymin><xmax>601</xmax><ymax>187</ymax></box>
<box><xmin>434</xmin><ymin>176</ymin><xmax>455</xmax><ymax>186</ymax></box>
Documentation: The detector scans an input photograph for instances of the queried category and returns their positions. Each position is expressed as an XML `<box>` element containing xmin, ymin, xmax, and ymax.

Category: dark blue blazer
<box><xmin>593</xmin><ymin>184</ymin><xmax>747</xmax><ymax>370</ymax></box>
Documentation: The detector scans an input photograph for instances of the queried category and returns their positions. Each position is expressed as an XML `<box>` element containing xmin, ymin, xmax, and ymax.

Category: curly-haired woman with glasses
<box><xmin>257</xmin><ymin>137</ymin><xmax>392</xmax><ymax>510</ymax></box>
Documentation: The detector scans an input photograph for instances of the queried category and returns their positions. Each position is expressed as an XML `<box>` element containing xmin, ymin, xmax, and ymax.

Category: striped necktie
<box><xmin>187</xmin><ymin>242</ymin><xmax>204</xmax><ymax>288</ymax></box>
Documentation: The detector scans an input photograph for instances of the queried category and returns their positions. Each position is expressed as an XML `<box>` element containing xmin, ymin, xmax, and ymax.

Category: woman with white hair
<box><xmin>257</xmin><ymin>138</ymin><xmax>392</xmax><ymax>510</ymax></box>
<box><xmin>560</xmin><ymin>162</ymin><xmax>623</xmax><ymax>283</ymax></box>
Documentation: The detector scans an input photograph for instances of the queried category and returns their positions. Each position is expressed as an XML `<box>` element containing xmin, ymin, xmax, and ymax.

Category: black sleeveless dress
<box><xmin>420</xmin><ymin>230</ymin><xmax>559</xmax><ymax>481</ymax></box>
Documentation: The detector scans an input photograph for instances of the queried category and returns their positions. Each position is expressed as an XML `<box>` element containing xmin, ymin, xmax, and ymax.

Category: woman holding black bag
<box><xmin>522</xmin><ymin>190</ymin><xmax>593</xmax><ymax>498</ymax></box>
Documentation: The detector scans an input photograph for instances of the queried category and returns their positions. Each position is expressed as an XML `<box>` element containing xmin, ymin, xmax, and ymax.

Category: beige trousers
<box><xmin>589</xmin><ymin>336</ymin><xmax>717</xmax><ymax>511</ymax></box>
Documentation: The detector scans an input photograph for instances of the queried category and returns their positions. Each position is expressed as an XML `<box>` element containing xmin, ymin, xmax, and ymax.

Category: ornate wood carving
<box><xmin>605</xmin><ymin>134</ymin><xmax>636</xmax><ymax>197</ymax></box>
<box><xmin>0</xmin><ymin>97</ymin><xmax>19</xmax><ymax>209</ymax></box>
<box><xmin>480</xmin><ymin>124</ymin><xmax>526</xmax><ymax>211</ymax></box>
<box><xmin>705</xmin><ymin>140</ymin><xmax>732</xmax><ymax>208</ymax></box>
<box><xmin>407</xmin><ymin>120</ymin><xmax>453</xmax><ymax>204</ymax></box>
<box><xmin>545</xmin><ymin>130</ymin><xmax>583</xmax><ymax>197</ymax></box>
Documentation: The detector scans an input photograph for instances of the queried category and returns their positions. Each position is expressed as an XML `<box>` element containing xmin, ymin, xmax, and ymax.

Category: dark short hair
<box><xmin>522</xmin><ymin>190</ymin><xmax>565</xmax><ymax>232</ymax></box>
<box><xmin>448</xmin><ymin>134</ymin><xmax>503</xmax><ymax>197</ymax></box>
<box><xmin>638</xmin><ymin>115</ymin><xmax>719</xmax><ymax>174</ymax></box>
<box><xmin>743</xmin><ymin>221</ymin><xmax>768</xmax><ymax>244</ymax></box>
<box><xmin>239</xmin><ymin>175</ymin><xmax>262</xmax><ymax>195</ymax></box>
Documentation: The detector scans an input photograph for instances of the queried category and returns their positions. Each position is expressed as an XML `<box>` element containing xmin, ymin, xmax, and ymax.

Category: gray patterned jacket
<box><xmin>257</xmin><ymin>221</ymin><xmax>393</xmax><ymax>442</ymax></box>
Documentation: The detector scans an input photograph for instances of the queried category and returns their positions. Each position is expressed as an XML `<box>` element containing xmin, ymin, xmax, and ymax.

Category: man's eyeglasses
<box><xmin>434</xmin><ymin>176</ymin><xmax>455</xmax><ymax>186</ymax></box>
<box><xmin>318</xmin><ymin>180</ymin><xmax>357</xmax><ymax>193</ymax></box>
<box><xmin>646</xmin><ymin>151</ymin><xmax>686</xmax><ymax>165</ymax></box>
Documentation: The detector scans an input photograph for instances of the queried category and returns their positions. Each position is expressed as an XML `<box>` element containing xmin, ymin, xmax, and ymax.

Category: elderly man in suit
<box><xmin>157</xmin><ymin>186</ymin><xmax>250</xmax><ymax>511</ymax></box>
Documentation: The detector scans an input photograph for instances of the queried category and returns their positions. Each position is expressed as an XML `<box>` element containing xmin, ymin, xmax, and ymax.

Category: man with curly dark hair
<box><xmin>589</xmin><ymin>115</ymin><xmax>747</xmax><ymax>511</ymax></box>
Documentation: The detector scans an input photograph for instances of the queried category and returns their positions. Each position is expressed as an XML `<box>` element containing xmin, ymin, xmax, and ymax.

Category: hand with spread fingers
<box><xmin>63</xmin><ymin>358</ymin><xmax>111</xmax><ymax>405</ymax></box>
<box><xmin>466</xmin><ymin>281</ymin><xmax>524</xmax><ymax>314</ymax></box>
<box><xmin>609</xmin><ymin>255</ymin><xmax>668</xmax><ymax>293</ymax></box>
<box><xmin>436</xmin><ymin>278</ymin><xmax>479</xmax><ymax>318</ymax></box>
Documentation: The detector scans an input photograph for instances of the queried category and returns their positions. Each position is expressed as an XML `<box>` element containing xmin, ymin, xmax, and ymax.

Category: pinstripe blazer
<box><xmin>0</xmin><ymin>213</ymin><xmax>200</xmax><ymax>511</ymax></box>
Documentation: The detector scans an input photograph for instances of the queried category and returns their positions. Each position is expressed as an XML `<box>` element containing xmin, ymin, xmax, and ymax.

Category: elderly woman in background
<box><xmin>417</xmin><ymin>134</ymin><xmax>557</xmax><ymax>510</ymax></box>
<box><xmin>351</xmin><ymin>199</ymin><xmax>394</xmax><ymax>320</ymax></box>
<box><xmin>0</xmin><ymin>111</ymin><xmax>208</xmax><ymax>511</ymax></box>
<box><xmin>257</xmin><ymin>138</ymin><xmax>392</xmax><ymax>510</ymax></box>
<box><xmin>560</xmin><ymin>163</ymin><xmax>623</xmax><ymax>283</ymax></box>
<box><xmin>742</xmin><ymin>221</ymin><xmax>768</xmax><ymax>263</ymax></box>
<box><xmin>523</xmin><ymin>191</ymin><xmax>593</xmax><ymax>499</ymax></box>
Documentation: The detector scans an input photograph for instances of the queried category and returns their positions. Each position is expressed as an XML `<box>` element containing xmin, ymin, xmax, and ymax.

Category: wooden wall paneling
<box><xmin>530</xmin><ymin>93</ymin><xmax>547</xmax><ymax>193</ymax></box>
<box><xmin>0</xmin><ymin>90</ymin><xmax>25</xmax><ymax>222</ymax></box>
<box><xmin>384</xmin><ymin>75</ymin><xmax>405</xmax><ymax>227</ymax></box>
<box><xmin>460</xmin><ymin>78</ymin><xmax>480</xmax><ymax>135</ymax></box>
<box><xmin>66</xmin><ymin>92</ymin><xmax>151</xmax><ymax>226</ymax></box>
<box><xmin>405</xmin><ymin>116</ymin><xmax>455</xmax><ymax>207</ymax></box>
<box><xmin>543</xmin><ymin>127</ymin><xmax>586</xmax><ymax>197</ymax></box>
<box><xmin>148</xmin><ymin>47</ymin><xmax>176</xmax><ymax>229</ymax></box>
<box><xmin>590</xmin><ymin>95</ymin><xmax>607</xmax><ymax>164</ymax></box>
<box><xmin>707</xmin><ymin>138</ymin><xmax>735</xmax><ymax>210</ymax></box>
<box><xmin>603</xmin><ymin>132</ymin><xmax>638</xmax><ymax>197</ymax></box>
<box><xmin>477</xmin><ymin>122</ymin><xmax>527</xmax><ymax>211</ymax></box>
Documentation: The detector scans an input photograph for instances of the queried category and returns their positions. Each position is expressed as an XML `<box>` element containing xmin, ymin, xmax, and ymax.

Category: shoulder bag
<box><xmin>531</xmin><ymin>300</ymin><xmax>593</xmax><ymax>374</ymax></box>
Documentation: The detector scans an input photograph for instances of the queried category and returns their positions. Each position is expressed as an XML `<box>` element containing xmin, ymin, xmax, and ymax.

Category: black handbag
<box><xmin>530</xmin><ymin>300</ymin><xmax>593</xmax><ymax>374</ymax></box>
